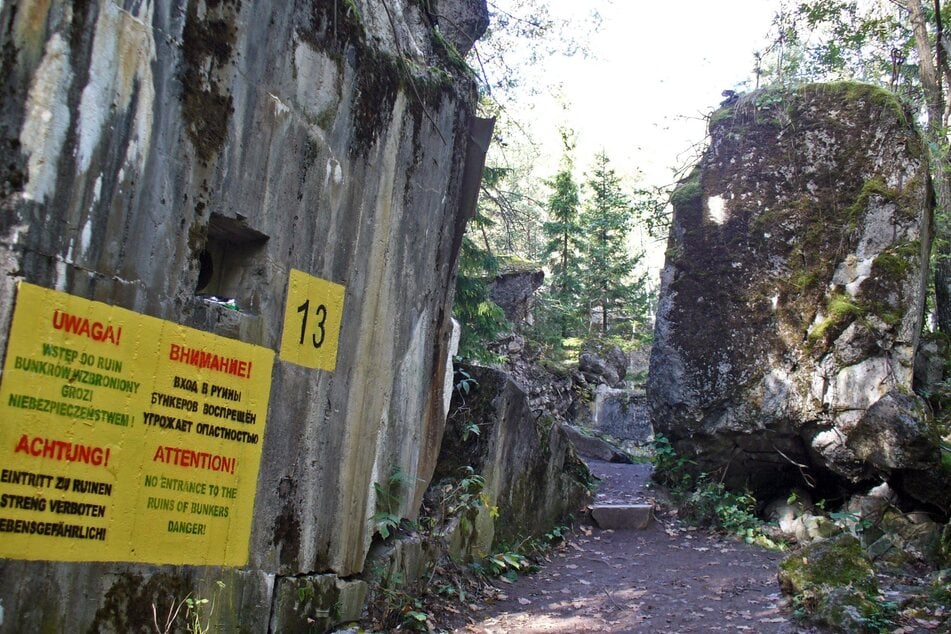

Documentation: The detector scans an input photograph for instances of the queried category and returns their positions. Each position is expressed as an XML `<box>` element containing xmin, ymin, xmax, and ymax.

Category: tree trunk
<box><xmin>908</xmin><ymin>0</ymin><xmax>951</xmax><ymax>334</ymax></box>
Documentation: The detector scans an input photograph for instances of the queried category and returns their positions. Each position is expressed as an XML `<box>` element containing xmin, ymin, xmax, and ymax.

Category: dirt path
<box><xmin>452</xmin><ymin>460</ymin><xmax>806</xmax><ymax>633</ymax></box>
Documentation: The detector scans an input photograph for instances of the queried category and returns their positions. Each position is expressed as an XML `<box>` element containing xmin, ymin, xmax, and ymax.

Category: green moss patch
<box><xmin>495</xmin><ymin>254</ymin><xmax>542</xmax><ymax>275</ymax></box>
<box><xmin>779</xmin><ymin>535</ymin><xmax>891</xmax><ymax>631</ymax></box>
<box><xmin>780</xmin><ymin>535</ymin><xmax>877</xmax><ymax>593</ymax></box>
<box><xmin>669</xmin><ymin>168</ymin><xmax>702</xmax><ymax>210</ymax></box>
<box><xmin>809</xmin><ymin>292</ymin><xmax>863</xmax><ymax>343</ymax></box>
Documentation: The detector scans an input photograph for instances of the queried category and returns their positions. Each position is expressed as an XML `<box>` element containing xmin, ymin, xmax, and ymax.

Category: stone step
<box><xmin>590</xmin><ymin>504</ymin><xmax>653</xmax><ymax>530</ymax></box>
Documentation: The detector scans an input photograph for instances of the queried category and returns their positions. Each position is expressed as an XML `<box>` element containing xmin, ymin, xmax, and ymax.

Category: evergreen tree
<box><xmin>541</xmin><ymin>136</ymin><xmax>584</xmax><ymax>336</ymax></box>
<box><xmin>453</xmin><ymin>227</ymin><xmax>508</xmax><ymax>361</ymax></box>
<box><xmin>579</xmin><ymin>152</ymin><xmax>642</xmax><ymax>335</ymax></box>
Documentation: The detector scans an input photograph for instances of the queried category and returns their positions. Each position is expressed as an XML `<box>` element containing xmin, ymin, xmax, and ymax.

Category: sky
<box><xmin>487</xmin><ymin>0</ymin><xmax>780</xmax><ymax>274</ymax></box>
<box><xmin>505</xmin><ymin>0</ymin><xmax>780</xmax><ymax>185</ymax></box>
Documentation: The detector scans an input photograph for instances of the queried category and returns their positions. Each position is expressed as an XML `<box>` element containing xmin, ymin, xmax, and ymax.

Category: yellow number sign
<box><xmin>279</xmin><ymin>269</ymin><xmax>345</xmax><ymax>371</ymax></box>
<box><xmin>0</xmin><ymin>283</ymin><xmax>274</xmax><ymax>566</ymax></box>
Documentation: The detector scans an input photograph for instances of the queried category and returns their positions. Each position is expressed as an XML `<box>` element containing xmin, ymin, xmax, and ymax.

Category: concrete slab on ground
<box><xmin>590</xmin><ymin>503</ymin><xmax>653</xmax><ymax>529</ymax></box>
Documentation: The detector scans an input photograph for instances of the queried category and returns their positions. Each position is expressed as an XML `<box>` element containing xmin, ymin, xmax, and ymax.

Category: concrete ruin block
<box><xmin>590</xmin><ymin>504</ymin><xmax>653</xmax><ymax>530</ymax></box>
<box><xmin>0</xmin><ymin>0</ymin><xmax>489</xmax><ymax>629</ymax></box>
<box><xmin>433</xmin><ymin>365</ymin><xmax>592</xmax><ymax>555</ymax></box>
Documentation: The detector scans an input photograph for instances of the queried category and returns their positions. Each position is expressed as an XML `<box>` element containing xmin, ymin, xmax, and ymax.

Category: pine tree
<box><xmin>579</xmin><ymin>152</ymin><xmax>641</xmax><ymax>335</ymax></box>
<box><xmin>542</xmin><ymin>136</ymin><xmax>584</xmax><ymax>336</ymax></box>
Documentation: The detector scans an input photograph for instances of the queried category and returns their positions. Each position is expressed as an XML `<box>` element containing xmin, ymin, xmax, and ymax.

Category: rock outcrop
<box><xmin>490</xmin><ymin>334</ymin><xmax>579</xmax><ymax>423</ymax></box>
<box><xmin>0</xmin><ymin>0</ymin><xmax>489</xmax><ymax>631</ymax></box>
<box><xmin>488</xmin><ymin>258</ymin><xmax>544</xmax><ymax>325</ymax></box>
<box><xmin>579</xmin><ymin>349</ymin><xmax>627</xmax><ymax>388</ymax></box>
<box><xmin>431</xmin><ymin>364</ymin><xmax>592</xmax><ymax>555</ymax></box>
<box><xmin>648</xmin><ymin>83</ymin><xmax>943</xmax><ymax>504</ymax></box>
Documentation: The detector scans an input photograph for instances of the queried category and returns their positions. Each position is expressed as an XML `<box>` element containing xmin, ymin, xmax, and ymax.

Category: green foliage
<box><xmin>652</xmin><ymin>433</ymin><xmax>695</xmax><ymax>492</ymax></box>
<box><xmin>444</xmin><ymin>466</ymin><xmax>495</xmax><ymax>520</ymax></box>
<box><xmin>452</xmin><ymin>366</ymin><xmax>483</xmax><ymax>440</ymax></box>
<box><xmin>468</xmin><ymin>543</ymin><xmax>535</xmax><ymax>582</ymax></box>
<box><xmin>541</xmin><ymin>142</ymin><xmax>586</xmax><ymax>337</ymax></box>
<box><xmin>454</xmin><ymin>230</ymin><xmax>510</xmax><ymax>361</ymax></box>
<box><xmin>758</xmin><ymin>0</ymin><xmax>909</xmax><ymax>89</ymax></box>
<box><xmin>371</xmin><ymin>566</ymin><xmax>434</xmax><ymax>633</ymax></box>
<box><xmin>652</xmin><ymin>435</ymin><xmax>783</xmax><ymax>548</ymax></box>
<box><xmin>579</xmin><ymin>152</ymin><xmax>649</xmax><ymax>336</ymax></box>
<box><xmin>372</xmin><ymin>467</ymin><xmax>410</xmax><ymax>540</ymax></box>
<box><xmin>679</xmin><ymin>476</ymin><xmax>764</xmax><ymax>539</ymax></box>
<box><xmin>470</xmin><ymin>0</ymin><xmax>601</xmax><ymax>105</ymax></box>
<box><xmin>632</xmin><ymin>184</ymin><xmax>673</xmax><ymax>240</ymax></box>
<box><xmin>399</xmin><ymin>600</ymin><xmax>431</xmax><ymax>632</ymax></box>
<box><xmin>152</xmin><ymin>581</ymin><xmax>226</xmax><ymax>634</ymax></box>
<box><xmin>486</xmin><ymin>550</ymin><xmax>529</xmax><ymax>577</ymax></box>
<box><xmin>454</xmin><ymin>364</ymin><xmax>478</xmax><ymax>397</ymax></box>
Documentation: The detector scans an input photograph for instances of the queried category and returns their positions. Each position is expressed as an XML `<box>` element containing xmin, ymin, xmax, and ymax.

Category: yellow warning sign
<box><xmin>279</xmin><ymin>269</ymin><xmax>345</xmax><ymax>371</ymax></box>
<box><xmin>0</xmin><ymin>282</ymin><xmax>274</xmax><ymax>566</ymax></box>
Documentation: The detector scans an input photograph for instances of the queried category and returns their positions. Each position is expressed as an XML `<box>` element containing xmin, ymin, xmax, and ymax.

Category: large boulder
<box><xmin>648</xmin><ymin>83</ymin><xmax>941</xmax><ymax>502</ymax></box>
<box><xmin>778</xmin><ymin>535</ymin><xmax>881</xmax><ymax>631</ymax></box>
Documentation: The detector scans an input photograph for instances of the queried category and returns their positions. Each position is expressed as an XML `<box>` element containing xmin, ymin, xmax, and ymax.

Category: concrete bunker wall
<box><xmin>0</xmin><ymin>0</ymin><xmax>486</xmax><ymax>630</ymax></box>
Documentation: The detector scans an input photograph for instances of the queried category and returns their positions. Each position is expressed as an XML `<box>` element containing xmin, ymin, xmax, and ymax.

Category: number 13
<box><xmin>297</xmin><ymin>299</ymin><xmax>327</xmax><ymax>348</ymax></box>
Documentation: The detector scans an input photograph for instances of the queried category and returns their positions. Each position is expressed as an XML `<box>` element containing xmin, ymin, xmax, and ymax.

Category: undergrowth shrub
<box><xmin>652</xmin><ymin>434</ymin><xmax>782</xmax><ymax>548</ymax></box>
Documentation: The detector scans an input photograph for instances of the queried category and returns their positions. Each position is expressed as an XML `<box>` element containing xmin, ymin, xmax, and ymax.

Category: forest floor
<box><xmin>441</xmin><ymin>460</ymin><xmax>812</xmax><ymax>634</ymax></box>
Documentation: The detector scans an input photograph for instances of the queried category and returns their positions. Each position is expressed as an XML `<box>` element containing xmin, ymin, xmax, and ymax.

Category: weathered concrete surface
<box><xmin>648</xmin><ymin>83</ymin><xmax>941</xmax><ymax>503</ymax></box>
<box><xmin>590</xmin><ymin>504</ymin><xmax>652</xmax><ymax>530</ymax></box>
<box><xmin>590</xmin><ymin>384</ymin><xmax>653</xmax><ymax>448</ymax></box>
<box><xmin>431</xmin><ymin>364</ymin><xmax>592</xmax><ymax>558</ymax></box>
<box><xmin>269</xmin><ymin>573</ymin><xmax>367</xmax><ymax>633</ymax></box>
<box><xmin>0</xmin><ymin>0</ymin><xmax>487</xmax><ymax>630</ymax></box>
<box><xmin>560</xmin><ymin>423</ymin><xmax>632</xmax><ymax>463</ymax></box>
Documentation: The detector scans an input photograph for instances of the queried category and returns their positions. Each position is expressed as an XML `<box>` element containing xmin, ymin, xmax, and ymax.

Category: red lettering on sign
<box><xmin>13</xmin><ymin>434</ymin><xmax>111</xmax><ymax>467</ymax></box>
<box><xmin>52</xmin><ymin>309</ymin><xmax>122</xmax><ymax>345</ymax></box>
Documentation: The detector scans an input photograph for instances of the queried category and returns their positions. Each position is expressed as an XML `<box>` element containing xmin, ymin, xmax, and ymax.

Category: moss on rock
<box><xmin>779</xmin><ymin>534</ymin><xmax>887</xmax><ymax>631</ymax></box>
<box><xmin>668</xmin><ymin>168</ymin><xmax>701</xmax><ymax>210</ymax></box>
